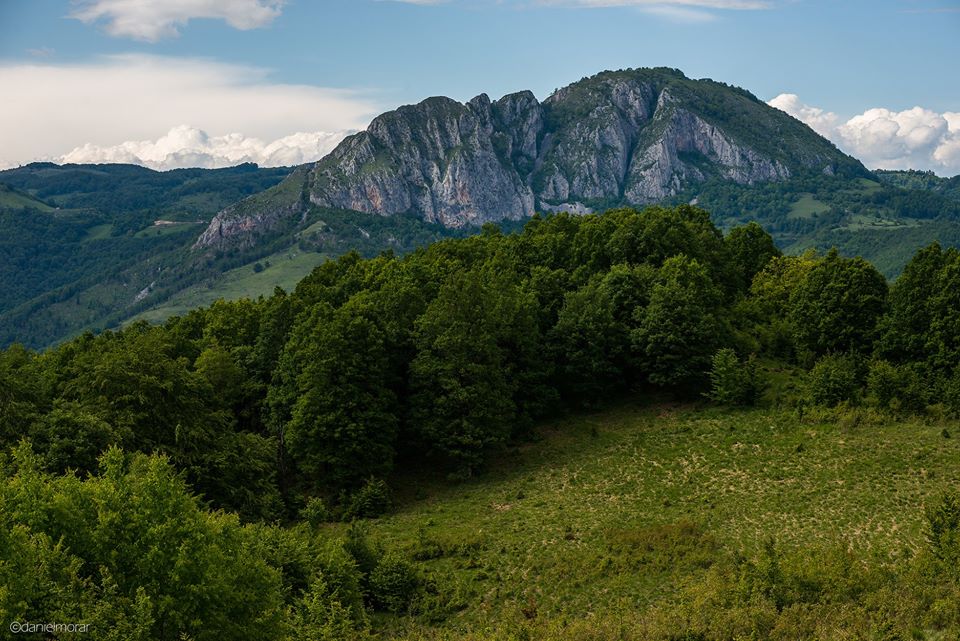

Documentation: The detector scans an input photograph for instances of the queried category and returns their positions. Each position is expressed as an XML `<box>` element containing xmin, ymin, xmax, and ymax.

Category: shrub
<box><xmin>300</xmin><ymin>496</ymin><xmax>331</xmax><ymax>527</ymax></box>
<box><xmin>926</xmin><ymin>492</ymin><xmax>960</xmax><ymax>571</ymax></box>
<box><xmin>368</xmin><ymin>552</ymin><xmax>420</xmax><ymax>613</ymax></box>
<box><xmin>342</xmin><ymin>478</ymin><xmax>392</xmax><ymax>520</ymax></box>
<box><xmin>867</xmin><ymin>360</ymin><xmax>930</xmax><ymax>413</ymax></box>
<box><xmin>707</xmin><ymin>348</ymin><xmax>765</xmax><ymax>406</ymax></box>
<box><xmin>945</xmin><ymin>368</ymin><xmax>960</xmax><ymax>417</ymax></box>
<box><xmin>806</xmin><ymin>354</ymin><xmax>861</xmax><ymax>407</ymax></box>
<box><xmin>342</xmin><ymin>522</ymin><xmax>381</xmax><ymax>580</ymax></box>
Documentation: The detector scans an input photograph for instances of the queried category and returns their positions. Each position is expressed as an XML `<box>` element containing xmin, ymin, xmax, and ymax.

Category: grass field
<box><xmin>131</xmin><ymin>249</ymin><xmax>329</xmax><ymax>323</ymax></box>
<box><xmin>840</xmin><ymin>213</ymin><xmax>924</xmax><ymax>231</ymax></box>
<box><xmin>787</xmin><ymin>193</ymin><xmax>830</xmax><ymax>219</ymax></box>
<box><xmin>346</xmin><ymin>401</ymin><xmax>960</xmax><ymax>639</ymax></box>
<box><xmin>82</xmin><ymin>223</ymin><xmax>114</xmax><ymax>241</ymax></box>
<box><xmin>0</xmin><ymin>185</ymin><xmax>54</xmax><ymax>211</ymax></box>
<box><xmin>133</xmin><ymin>222</ymin><xmax>204</xmax><ymax>238</ymax></box>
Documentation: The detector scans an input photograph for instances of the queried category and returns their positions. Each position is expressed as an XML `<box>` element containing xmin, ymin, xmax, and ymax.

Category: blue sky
<box><xmin>1</xmin><ymin>0</ymin><xmax>958</xmax><ymax>173</ymax></box>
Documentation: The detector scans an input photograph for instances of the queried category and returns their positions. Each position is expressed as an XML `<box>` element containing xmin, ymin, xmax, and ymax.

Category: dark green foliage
<box><xmin>343</xmin><ymin>478</ymin><xmax>392</xmax><ymax>520</ymax></box>
<box><xmin>806</xmin><ymin>353</ymin><xmax>862</xmax><ymax>407</ymax></box>
<box><xmin>28</xmin><ymin>400</ymin><xmax>117</xmax><ymax>474</ymax></box>
<box><xmin>0</xmin><ymin>344</ymin><xmax>46</xmax><ymax>443</ymax></box>
<box><xmin>876</xmin><ymin>242</ymin><xmax>948</xmax><ymax>362</ymax></box>
<box><xmin>408</xmin><ymin>269</ymin><xmax>533</xmax><ymax>475</ymax></box>
<box><xmin>707</xmin><ymin>348</ymin><xmax>765</xmax><ymax>406</ymax></box>
<box><xmin>282</xmin><ymin>300</ymin><xmax>399</xmax><ymax>490</ymax></box>
<box><xmin>369</xmin><ymin>552</ymin><xmax>421</xmax><ymax>613</ymax></box>
<box><xmin>725</xmin><ymin>221</ymin><xmax>781</xmax><ymax>291</ymax></box>
<box><xmin>866</xmin><ymin>360</ymin><xmax>930</xmax><ymax>412</ymax></box>
<box><xmin>633</xmin><ymin>255</ymin><xmax>724</xmax><ymax>390</ymax></box>
<box><xmin>926</xmin><ymin>492</ymin><xmax>960</xmax><ymax>571</ymax></box>
<box><xmin>549</xmin><ymin>274</ymin><xmax>631</xmax><ymax>404</ymax></box>
<box><xmin>790</xmin><ymin>250</ymin><xmax>888</xmax><ymax>356</ymax></box>
<box><xmin>301</xmin><ymin>496</ymin><xmax>331</xmax><ymax>526</ymax></box>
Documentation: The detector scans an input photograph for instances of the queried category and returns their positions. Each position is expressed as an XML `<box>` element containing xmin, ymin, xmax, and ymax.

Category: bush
<box><xmin>342</xmin><ymin>522</ymin><xmax>381</xmax><ymax>580</ymax></box>
<box><xmin>342</xmin><ymin>478</ymin><xmax>392</xmax><ymax>520</ymax></box>
<box><xmin>300</xmin><ymin>496</ymin><xmax>331</xmax><ymax>527</ymax></box>
<box><xmin>867</xmin><ymin>360</ymin><xmax>929</xmax><ymax>413</ymax></box>
<box><xmin>806</xmin><ymin>354</ymin><xmax>861</xmax><ymax>407</ymax></box>
<box><xmin>707</xmin><ymin>348</ymin><xmax>765</xmax><ymax>406</ymax></box>
<box><xmin>945</xmin><ymin>368</ymin><xmax>960</xmax><ymax>417</ymax></box>
<box><xmin>369</xmin><ymin>552</ymin><xmax>420</xmax><ymax>614</ymax></box>
<box><xmin>926</xmin><ymin>492</ymin><xmax>960</xmax><ymax>571</ymax></box>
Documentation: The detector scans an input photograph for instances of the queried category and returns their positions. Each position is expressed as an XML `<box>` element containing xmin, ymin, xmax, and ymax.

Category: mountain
<box><xmin>197</xmin><ymin>67</ymin><xmax>865</xmax><ymax>249</ymax></box>
<box><xmin>3</xmin><ymin>69</ymin><xmax>959</xmax><ymax>349</ymax></box>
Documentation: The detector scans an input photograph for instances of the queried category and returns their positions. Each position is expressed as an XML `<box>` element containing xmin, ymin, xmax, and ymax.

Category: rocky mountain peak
<box><xmin>195</xmin><ymin>67</ymin><xmax>866</xmax><ymax>249</ymax></box>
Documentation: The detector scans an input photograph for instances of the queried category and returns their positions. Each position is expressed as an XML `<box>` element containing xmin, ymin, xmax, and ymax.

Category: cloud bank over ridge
<box><xmin>0</xmin><ymin>54</ymin><xmax>377</xmax><ymax>170</ymax></box>
<box><xmin>57</xmin><ymin>126</ymin><xmax>350</xmax><ymax>170</ymax></box>
<box><xmin>770</xmin><ymin>94</ymin><xmax>960</xmax><ymax>176</ymax></box>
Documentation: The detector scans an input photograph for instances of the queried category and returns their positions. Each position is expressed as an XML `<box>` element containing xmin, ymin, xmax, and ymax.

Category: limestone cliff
<box><xmin>196</xmin><ymin>67</ymin><xmax>865</xmax><ymax>249</ymax></box>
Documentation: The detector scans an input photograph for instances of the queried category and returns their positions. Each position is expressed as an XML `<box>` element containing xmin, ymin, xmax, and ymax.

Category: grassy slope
<box><xmin>130</xmin><ymin>249</ymin><xmax>329</xmax><ymax>323</ymax></box>
<box><xmin>786</xmin><ymin>193</ymin><xmax>829</xmax><ymax>219</ymax></box>
<box><xmin>351</xmin><ymin>400</ymin><xmax>959</xmax><ymax>639</ymax></box>
<box><xmin>0</xmin><ymin>184</ymin><xmax>54</xmax><ymax>211</ymax></box>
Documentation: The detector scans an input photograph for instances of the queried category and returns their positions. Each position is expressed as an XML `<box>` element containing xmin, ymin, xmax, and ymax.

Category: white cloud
<box><xmin>0</xmin><ymin>54</ymin><xmax>378</xmax><ymax>170</ymax></box>
<box><xmin>70</xmin><ymin>0</ymin><xmax>284</xmax><ymax>42</ymax></box>
<box><xmin>57</xmin><ymin>126</ymin><xmax>351</xmax><ymax>170</ymax></box>
<box><xmin>769</xmin><ymin>93</ymin><xmax>960</xmax><ymax>176</ymax></box>
<box><xmin>534</xmin><ymin>0</ymin><xmax>769</xmax><ymax>8</ymax></box>
<box><xmin>767</xmin><ymin>93</ymin><xmax>838</xmax><ymax>138</ymax></box>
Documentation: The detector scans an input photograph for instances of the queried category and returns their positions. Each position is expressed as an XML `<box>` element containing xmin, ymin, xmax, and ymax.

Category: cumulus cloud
<box><xmin>57</xmin><ymin>126</ymin><xmax>351</xmax><ymax>170</ymax></box>
<box><xmin>767</xmin><ymin>93</ymin><xmax>838</xmax><ymax>138</ymax></box>
<box><xmin>0</xmin><ymin>54</ymin><xmax>378</xmax><ymax>170</ymax></box>
<box><xmin>70</xmin><ymin>0</ymin><xmax>284</xmax><ymax>42</ymax></box>
<box><xmin>769</xmin><ymin>93</ymin><xmax>960</xmax><ymax>176</ymax></box>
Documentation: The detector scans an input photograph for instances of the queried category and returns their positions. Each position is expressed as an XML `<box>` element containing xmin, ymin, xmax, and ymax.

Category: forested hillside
<box><xmin>0</xmin><ymin>164</ymin><xmax>470</xmax><ymax>349</ymax></box>
<box><xmin>3</xmin><ymin>205</ymin><xmax>960</xmax><ymax>639</ymax></box>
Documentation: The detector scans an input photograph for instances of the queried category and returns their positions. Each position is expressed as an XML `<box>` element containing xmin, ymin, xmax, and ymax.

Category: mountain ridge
<box><xmin>197</xmin><ymin>67</ymin><xmax>866</xmax><ymax>249</ymax></box>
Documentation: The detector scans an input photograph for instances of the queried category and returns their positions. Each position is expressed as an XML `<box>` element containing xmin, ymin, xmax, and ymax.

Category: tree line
<box><xmin>5</xmin><ymin>205</ymin><xmax>960</xmax><ymax>516</ymax></box>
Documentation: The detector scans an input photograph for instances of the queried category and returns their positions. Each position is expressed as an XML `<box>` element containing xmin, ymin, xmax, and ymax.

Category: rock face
<box><xmin>197</xmin><ymin>68</ymin><xmax>865</xmax><ymax>248</ymax></box>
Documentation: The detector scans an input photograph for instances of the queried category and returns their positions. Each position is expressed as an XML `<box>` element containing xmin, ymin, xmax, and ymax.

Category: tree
<box><xmin>283</xmin><ymin>298</ymin><xmax>399</xmax><ymax>491</ymax></box>
<box><xmin>0</xmin><ymin>344</ymin><xmax>46</xmax><ymax>446</ymax></box>
<box><xmin>632</xmin><ymin>255</ymin><xmax>724</xmax><ymax>390</ymax></box>
<box><xmin>875</xmin><ymin>243</ymin><xmax>947</xmax><ymax>363</ymax></box>
<box><xmin>707</xmin><ymin>348</ymin><xmax>764</xmax><ymax>406</ymax></box>
<box><xmin>408</xmin><ymin>269</ymin><xmax>522</xmax><ymax>474</ymax></box>
<box><xmin>725</xmin><ymin>222</ymin><xmax>781</xmax><ymax>293</ymax></box>
<box><xmin>550</xmin><ymin>277</ymin><xmax>626</xmax><ymax>404</ymax></box>
<box><xmin>0</xmin><ymin>444</ymin><xmax>289</xmax><ymax>641</ymax></box>
<box><xmin>926</xmin><ymin>250</ymin><xmax>960</xmax><ymax>372</ymax></box>
<box><xmin>789</xmin><ymin>250</ymin><xmax>887</xmax><ymax>357</ymax></box>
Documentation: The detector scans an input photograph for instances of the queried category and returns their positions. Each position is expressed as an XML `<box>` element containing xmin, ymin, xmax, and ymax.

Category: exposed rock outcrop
<box><xmin>196</xmin><ymin>67</ymin><xmax>865</xmax><ymax>248</ymax></box>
